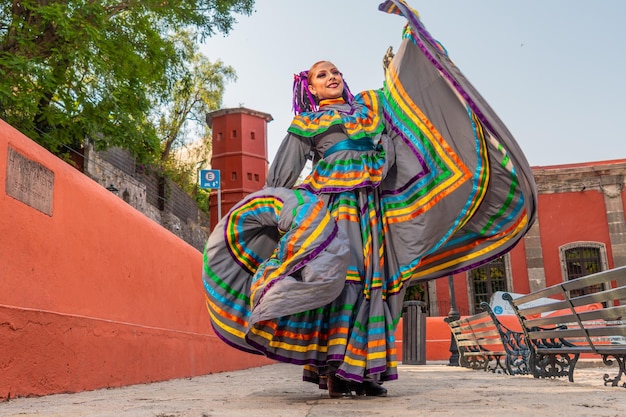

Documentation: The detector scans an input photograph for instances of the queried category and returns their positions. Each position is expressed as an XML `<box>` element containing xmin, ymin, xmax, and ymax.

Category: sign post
<box><xmin>199</xmin><ymin>169</ymin><xmax>222</xmax><ymax>221</ymax></box>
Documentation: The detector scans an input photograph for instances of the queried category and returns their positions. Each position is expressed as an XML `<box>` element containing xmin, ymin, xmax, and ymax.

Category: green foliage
<box><xmin>154</xmin><ymin>44</ymin><xmax>235</xmax><ymax>204</ymax></box>
<box><xmin>0</xmin><ymin>0</ymin><xmax>253</xmax><ymax>163</ymax></box>
<box><xmin>404</xmin><ymin>282</ymin><xmax>427</xmax><ymax>302</ymax></box>
<box><xmin>159</xmin><ymin>130</ymin><xmax>212</xmax><ymax>213</ymax></box>
<box><xmin>157</xmin><ymin>42</ymin><xmax>236</xmax><ymax>162</ymax></box>
<box><xmin>196</xmin><ymin>188</ymin><xmax>211</xmax><ymax>214</ymax></box>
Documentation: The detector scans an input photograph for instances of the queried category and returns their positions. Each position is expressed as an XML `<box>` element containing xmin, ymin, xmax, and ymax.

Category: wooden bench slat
<box><xmin>560</xmin><ymin>267</ymin><xmax>626</xmax><ymax>291</ymax></box>
<box><xmin>570</xmin><ymin>286</ymin><xmax>626</xmax><ymax>307</ymax></box>
<box><xmin>519</xmin><ymin>310</ymin><xmax>626</xmax><ymax>331</ymax></box>
<box><xmin>508</xmin><ymin>266</ymin><xmax>626</xmax><ymax>309</ymax></box>
<box><xmin>462</xmin><ymin>351</ymin><xmax>507</xmax><ymax>357</ymax></box>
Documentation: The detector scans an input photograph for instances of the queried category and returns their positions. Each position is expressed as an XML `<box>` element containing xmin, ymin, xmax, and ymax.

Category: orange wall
<box><xmin>395</xmin><ymin>317</ymin><xmax>454</xmax><ymax>362</ymax></box>
<box><xmin>0</xmin><ymin>120</ymin><xmax>273</xmax><ymax>400</ymax></box>
<box><xmin>434</xmin><ymin>273</ymin><xmax>471</xmax><ymax>316</ymax></box>
<box><xmin>537</xmin><ymin>191</ymin><xmax>612</xmax><ymax>286</ymax></box>
<box><xmin>508</xmin><ymin>239</ymin><xmax>531</xmax><ymax>294</ymax></box>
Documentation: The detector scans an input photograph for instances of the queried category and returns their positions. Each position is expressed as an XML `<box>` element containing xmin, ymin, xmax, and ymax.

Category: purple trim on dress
<box><xmin>298</xmin><ymin>180</ymin><xmax>378</xmax><ymax>195</ymax></box>
<box><xmin>335</xmin><ymin>369</ymin><xmax>361</xmax><ymax>383</ymax></box>
<box><xmin>367</xmin><ymin>364</ymin><xmax>389</xmax><ymax>375</ymax></box>
<box><xmin>210</xmin><ymin>321</ymin><xmax>263</xmax><ymax>356</ymax></box>
<box><xmin>244</xmin><ymin>337</ymin><xmax>328</xmax><ymax>367</ymax></box>
<box><xmin>222</xmin><ymin>194</ymin><xmax>283</xmax><ymax>274</ymax></box>
<box><xmin>397</xmin><ymin>2</ymin><xmax>498</xmax><ymax>137</ymax></box>
<box><xmin>378</xmin><ymin>112</ymin><xmax>428</xmax><ymax>197</ymax></box>
<box><xmin>326</xmin><ymin>354</ymin><xmax>346</xmax><ymax>362</ymax></box>
<box><xmin>336</xmin><ymin>365</ymin><xmax>398</xmax><ymax>383</ymax></box>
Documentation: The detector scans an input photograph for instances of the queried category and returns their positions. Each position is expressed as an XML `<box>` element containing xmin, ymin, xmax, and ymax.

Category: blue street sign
<box><xmin>200</xmin><ymin>169</ymin><xmax>221</xmax><ymax>189</ymax></box>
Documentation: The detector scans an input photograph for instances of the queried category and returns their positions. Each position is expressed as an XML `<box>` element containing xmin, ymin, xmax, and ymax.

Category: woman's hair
<box><xmin>292</xmin><ymin>61</ymin><xmax>355</xmax><ymax>114</ymax></box>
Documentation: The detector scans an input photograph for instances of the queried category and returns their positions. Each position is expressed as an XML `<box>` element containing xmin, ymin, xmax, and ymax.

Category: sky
<box><xmin>200</xmin><ymin>0</ymin><xmax>626</xmax><ymax>168</ymax></box>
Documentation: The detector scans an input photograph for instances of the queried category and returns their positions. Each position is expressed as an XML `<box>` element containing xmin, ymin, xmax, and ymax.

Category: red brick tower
<box><xmin>206</xmin><ymin>107</ymin><xmax>273</xmax><ymax>230</ymax></box>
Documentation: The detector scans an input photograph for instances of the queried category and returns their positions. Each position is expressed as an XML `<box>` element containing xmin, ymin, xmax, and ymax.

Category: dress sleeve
<box><xmin>266</xmin><ymin>132</ymin><xmax>313</xmax><ymax>188</ymax></box>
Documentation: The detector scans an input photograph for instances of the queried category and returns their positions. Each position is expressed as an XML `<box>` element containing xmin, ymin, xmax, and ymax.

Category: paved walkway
<box><xmin>1</xmin><ymin>362</ymin><xmax>624</xmax><ymax>417</ymax></box>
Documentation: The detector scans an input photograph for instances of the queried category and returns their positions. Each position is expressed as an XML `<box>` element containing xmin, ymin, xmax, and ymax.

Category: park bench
<box><xmin>503</xmin><ymin>266</ymin><xmax>626</xmax><ymax>387</ymax></box>
<box><xmin>445</xmin><ymin>303</ymin><xmax>530</xmax><ymax>375</ymax></box>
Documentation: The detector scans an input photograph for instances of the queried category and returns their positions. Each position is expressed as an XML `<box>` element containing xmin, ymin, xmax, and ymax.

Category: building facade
<box><xmin>434</xmin><ymin>159</ymin><xmax>626</xmax><ymax>316</ymax></box>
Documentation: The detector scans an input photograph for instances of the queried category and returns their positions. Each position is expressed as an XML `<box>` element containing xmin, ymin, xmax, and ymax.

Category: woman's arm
<box><xmin>266</xmin><ymin>132</ymin><xmax>313</xmax><ymax>189</ymax></box>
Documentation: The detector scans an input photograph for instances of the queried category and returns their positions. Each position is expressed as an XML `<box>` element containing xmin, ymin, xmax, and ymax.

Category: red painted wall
<box><xmin>434</xmin><ymin>273</ymin><xmax>471</xmax><ymax>317</ymax></box>
<box><xmin>0</xmin><ymin>120</ymin><xmax>273</xmax><ymax>400</ymax></box>
<box><xmin>537</xmin><ymin>190</ymin><xmax>612</xmax><ymax>286</ymax></box>
<box><xmin>508</xmin><ymin>240</ymin><xmax>530</xmax><ymax>294</ymax></box>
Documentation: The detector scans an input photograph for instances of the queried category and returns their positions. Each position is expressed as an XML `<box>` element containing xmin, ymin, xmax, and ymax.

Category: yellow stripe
<box><xmin>328</xmin><ymin>338</ymin><xmax>348</xmax><ymax>346</ymax></box>
<box><xmin>384</xmin><ymin>62</ymin><xmax>471</xmax><ymax>219</ymax></box>
<box><xmin>248</xmin><ymin>326</ymin><xmax>330</xmax><ymax>353</ymax></box>
<box><xmin>250</xmin><ymin>203</ymin><xmax>331</xmax><ymax>302</ymax></box>
<box><xmin>305</xmin><ymin>172</ymin><xmax>383</xmax><ymax>189</ymax></box>
<box><xmin>206</xmin><ymin>300</ymin><xmax>246</xmax><ymax>340</ymax></box>
<box><xmin>386</xmin><ymin>63</ymin><xmax>461</xmax><ymax>175</ymax></box>
<box><xmin>410</xmin><ymin>214</ymin><xmax>529</xmax><ymax>280</ymax></box>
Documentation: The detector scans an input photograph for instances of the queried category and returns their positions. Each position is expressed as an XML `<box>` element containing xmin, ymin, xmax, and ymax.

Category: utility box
<box><xmin>402</xmin><ymin>300</ymin><xmax>427</xmax><ymax>365</ymax></box>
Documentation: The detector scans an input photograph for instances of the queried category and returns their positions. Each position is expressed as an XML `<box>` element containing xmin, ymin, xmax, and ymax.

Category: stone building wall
<box><xmin>530</xmin><ymin>160</ymin><xmax>626</xmax><ymax>282</ymax></box>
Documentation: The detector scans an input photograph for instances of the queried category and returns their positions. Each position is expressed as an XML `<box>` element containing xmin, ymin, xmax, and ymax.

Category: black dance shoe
<box><xmin>327</xmin><ymin>374</ymin><xmax>353</xmax><ymax>398</ymax></box>
<box><xmin>350</xmin><ymin>380</ymin><xmax>388</xmax><ymax>397</ymax></box>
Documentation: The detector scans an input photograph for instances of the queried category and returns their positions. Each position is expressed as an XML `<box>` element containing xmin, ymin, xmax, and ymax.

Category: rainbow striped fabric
<box><xmin>203</xmin><ymin>187</ymin><xmax>350</xmax><ymax>355</ymax></box>
<box><xmin>377</xmin><ymin>0</ymin><xmax>537</xmax><ymax>282</ymax></box>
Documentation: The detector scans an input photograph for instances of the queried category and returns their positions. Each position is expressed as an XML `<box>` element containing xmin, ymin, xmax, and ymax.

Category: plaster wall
<box><xmin>0</xmin><ymin>120</ymin><xmax>273</xmax><ymax>400</ymax></box>
<box><xmin>537</xmin><ymin>190</ymin><xmax>611</xmax><ymax>286</ymax></box>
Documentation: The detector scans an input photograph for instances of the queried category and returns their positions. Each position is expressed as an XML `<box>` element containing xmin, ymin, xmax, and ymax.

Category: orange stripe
<box><xmin>205</xmin><ymin>295</ymin><xmax>248</xmax><ymax>328</ymax></box>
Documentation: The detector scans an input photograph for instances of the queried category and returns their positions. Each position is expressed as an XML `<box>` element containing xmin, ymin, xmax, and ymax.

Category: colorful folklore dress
<box><xmin>202</xmin><ymin>0</ymin><xmax>538</xmax><ymax>386</ymax></box>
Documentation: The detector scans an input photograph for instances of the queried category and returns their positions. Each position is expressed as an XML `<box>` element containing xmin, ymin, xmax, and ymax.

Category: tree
<box><xmin>157</xmin><ymin>33</ymin><xmax>235</xmax><ymax>163</ymax></box>
<box><xmin>0</xmin><ymin>0</ymin><xmax>253</xmax><ymax>163</ymax></box>
<box><xmin>158</xmin><ymin>35</ymin><xmax>235</xmax><ymax>212</ymax></box>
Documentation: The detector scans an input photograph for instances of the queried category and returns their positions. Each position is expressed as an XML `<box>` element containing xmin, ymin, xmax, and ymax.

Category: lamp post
<box><xmin>447</xmin><ymin>274</ymin><xmax>460</xmax><ymax>366</ymax></box>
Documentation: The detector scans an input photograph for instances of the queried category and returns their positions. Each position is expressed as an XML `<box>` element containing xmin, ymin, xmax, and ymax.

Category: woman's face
<box><xmin>307</xmin><ymin>61</ymin><xmax>344</xmax><ymax>100</ymax></box>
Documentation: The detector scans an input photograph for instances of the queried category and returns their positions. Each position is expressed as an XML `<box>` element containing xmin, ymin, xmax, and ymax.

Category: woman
<box><xmin>265</xmin><ymin>61</ymin><xmax>397</xmax><ymax>397</ymax></box>
<box><xmin>203</xmin><ymin>0</ymin><xmax>537</xmax><ymax>399</ymax></box>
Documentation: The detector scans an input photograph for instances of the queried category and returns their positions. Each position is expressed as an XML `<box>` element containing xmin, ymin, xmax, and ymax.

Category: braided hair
<box><xmin>292</xmin><ymin>64</ymin><xmax>356</xmax><ymax>115</ymax></box>
<box><xmin>292</xmin><ymin>71</ymin><xmax>317</xmax><ymax>114</ymax></box>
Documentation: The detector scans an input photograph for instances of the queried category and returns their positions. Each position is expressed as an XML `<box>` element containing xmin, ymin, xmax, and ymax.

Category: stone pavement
<box><xmin>0</xmin><ymin>362</ymin><xmax>624</xmax><ymax>417</ymax></box>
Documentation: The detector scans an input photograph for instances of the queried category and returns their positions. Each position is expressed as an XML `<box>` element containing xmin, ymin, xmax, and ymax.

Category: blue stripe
<box><xmin>324</xmin><ymin>137</ymin><xmax>376</xmax><ymax>157</ymax></box>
